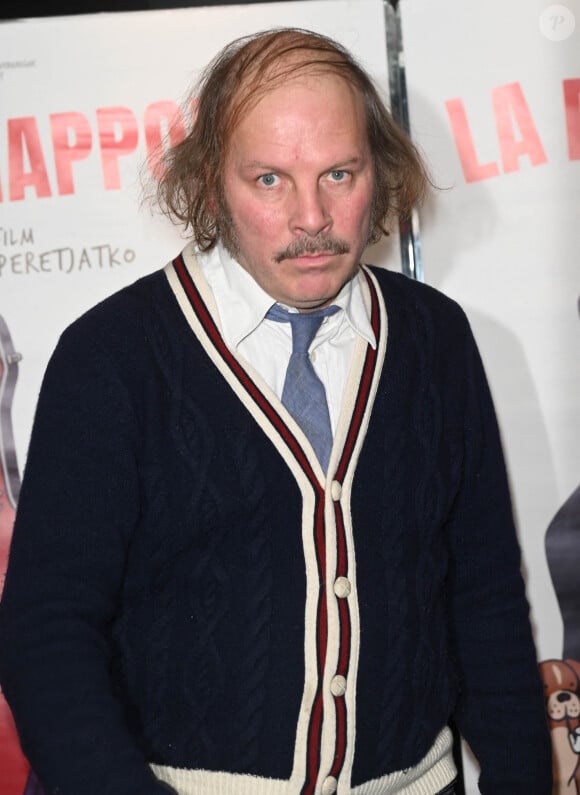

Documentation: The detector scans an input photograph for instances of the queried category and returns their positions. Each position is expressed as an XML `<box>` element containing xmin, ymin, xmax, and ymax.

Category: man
<box><xmin>0</xmin><ymin>28</ymin><xmax>551</xmax><ymax>795</ymax></box>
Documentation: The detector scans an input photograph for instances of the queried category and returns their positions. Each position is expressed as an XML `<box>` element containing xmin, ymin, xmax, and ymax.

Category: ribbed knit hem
<box><xmin>151</xmin><ymin>727</ymin><xmax>456</xmax><ymax>794</ymax></box>
<box><xmin>150</xmin><ymin>767</ymin><xmax>293</xmax><ymax>794</ymax></box>
<box><xmin>353</xmin><ymin>727</ymin><xmax>456</xmax><ymax>794</ymax></box>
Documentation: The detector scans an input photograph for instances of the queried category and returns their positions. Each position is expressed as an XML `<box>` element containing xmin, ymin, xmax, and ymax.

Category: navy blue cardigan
<box><xmin>0</xmin><ymin>249</ymin><xmax>551</xmax><ymax>794</ymax></box>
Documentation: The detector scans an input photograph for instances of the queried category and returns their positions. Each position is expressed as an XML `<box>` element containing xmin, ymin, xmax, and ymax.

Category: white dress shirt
<box><xmin>197</xmin><ymin>242</ymin><xmax>376</xmax><ymax>433</ymax></box>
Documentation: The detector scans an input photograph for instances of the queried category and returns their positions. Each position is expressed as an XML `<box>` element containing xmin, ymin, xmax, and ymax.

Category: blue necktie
<box><xmin>266</xmin><ymin>304</ymin><xmax>339</xmax><ymax>472</ymax></box>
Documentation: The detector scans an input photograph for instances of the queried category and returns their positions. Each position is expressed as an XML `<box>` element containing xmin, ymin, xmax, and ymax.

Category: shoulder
<box><xmin>363</xmin><ymin>265</ymin><xmax>471</xmax><ymax>338</ymax></box>
<box><xmin>37</xmin><ymin>266</ymin><xmax>186</xmax><ymax>400</ymax></box>
<box><xmin>67</xmin><ymin>267</ymin><xmax>170</xmax><ymax>338</ymax></box>
<box><xmin>55</xmin><ymin>266</ymin><xmax>177</xmax><ymax>362</ymax></box>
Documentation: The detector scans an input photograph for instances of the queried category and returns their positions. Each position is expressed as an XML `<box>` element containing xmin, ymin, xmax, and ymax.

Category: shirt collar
<box><xmin>197</xmin><ymin>241</ymin><xmax>376</xmax><ymax>350</ymax></box>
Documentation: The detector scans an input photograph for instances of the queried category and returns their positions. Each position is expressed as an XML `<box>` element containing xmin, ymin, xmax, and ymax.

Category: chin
<box><xmin>290</xmin><ymin>275</ymin><xmax>347</xmax><ymax>305</ymax></box>
<box><xmin>289</xmin><ymin>295</ymin><xmax>336</xmax><ymax>311</ymax></box>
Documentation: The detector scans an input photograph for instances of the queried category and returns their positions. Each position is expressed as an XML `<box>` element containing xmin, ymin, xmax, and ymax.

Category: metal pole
<box><xmin>384</xmin><ymin>0</ymin><xmax>423</xmax><ymax>282</ymax></box>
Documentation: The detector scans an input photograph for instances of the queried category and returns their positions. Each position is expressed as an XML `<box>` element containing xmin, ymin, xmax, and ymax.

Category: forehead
<box><xmin>227</xmin><ymin>71</ymin><xmax>368</xmax><ymax>161</ymax></box>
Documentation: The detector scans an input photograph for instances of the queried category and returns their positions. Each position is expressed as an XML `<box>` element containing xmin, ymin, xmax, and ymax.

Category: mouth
<box><xmin>286</xmin><ymin>252</ymin><xmax>337</xmax><ymax>269</ymax></box>
<box><xmin>293</xmin><ymin>251</ymin><xmax>334</xmax><ymax>260</ymax></box>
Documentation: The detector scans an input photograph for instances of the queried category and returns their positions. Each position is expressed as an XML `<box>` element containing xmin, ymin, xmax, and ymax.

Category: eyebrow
<box><xmin>240</xmin><ymin>157</ymin><xmax>367</xmax><ymax>172</ymax></box>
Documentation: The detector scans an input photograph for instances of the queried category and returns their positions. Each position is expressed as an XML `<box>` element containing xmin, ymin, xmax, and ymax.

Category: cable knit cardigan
<box><xmin>0</xmin><ymin>246</ymin><xmax>551</xmax><ymax>795</ymax></box>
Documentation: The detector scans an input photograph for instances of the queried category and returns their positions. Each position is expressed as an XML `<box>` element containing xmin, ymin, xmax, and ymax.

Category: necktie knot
<box><xmin>266</xmin><ymin>304</ymin><xmax>339</xmax><ymax>355</ymax></box>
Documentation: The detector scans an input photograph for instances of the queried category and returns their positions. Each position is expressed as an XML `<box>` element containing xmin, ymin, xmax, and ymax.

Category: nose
<box><xmin>557</xmin><ymin>693</ymin><xmax>571</xmax><ymax>702</ymax></box>
<box><xmin>289</xmin><ymin>182</ymin><xmax>332</xmax><ymax>237</ymax></box>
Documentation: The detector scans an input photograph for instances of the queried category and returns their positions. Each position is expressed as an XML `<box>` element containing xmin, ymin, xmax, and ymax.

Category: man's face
<box><xmin>219</xmin><ymin>71</ymin><xmax>375</xmax><ymax>311</ymax></box>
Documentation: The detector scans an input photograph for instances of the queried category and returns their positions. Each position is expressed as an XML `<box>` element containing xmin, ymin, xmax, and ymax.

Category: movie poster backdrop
<box><xmin>2</xmin><ymin>0</ymin><xmax>579</xmax><ymax>792</ymax></box>
<box><xmin>402</xmin><ymin>0</ymin><xmax>580</xmax><ymax>791</ymax></box>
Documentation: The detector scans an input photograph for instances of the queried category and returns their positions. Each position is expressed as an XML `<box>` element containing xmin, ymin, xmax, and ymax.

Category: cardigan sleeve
<box><xmin>446</xmin><ymin>313</ymin><xmax>552</xmax><ymax>793</ymax></box>
<box><xmin>0</xmin><ymin>322</ymin><xmax>174</xmax><ymax>795</ymax></box>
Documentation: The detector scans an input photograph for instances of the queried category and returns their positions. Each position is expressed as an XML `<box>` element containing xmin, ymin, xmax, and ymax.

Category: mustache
<box><xmin>274</xmin><ymin>235</ymin><xmax>350</xmax><ymax>263</ymax></box>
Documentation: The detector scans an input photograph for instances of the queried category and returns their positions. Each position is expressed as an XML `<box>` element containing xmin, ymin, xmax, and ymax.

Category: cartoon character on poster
<box><xmin>543</xmin><ymin>485</ymin><xmax>580</xmax><ymax>794</ymax></box>
<box><xmin>540</xmin><ymin>299</ymin><xmax>580</xmax><ymax>795</ymax></box>
<box><xmin>540</xmin><ymin>657</ymin><xmax>580</xmax><ymax>794</ymax></box>
<box><xmin>0</xmin><ymin>316</ymin><xmax>44</xmax><ymax>795</ymax></box>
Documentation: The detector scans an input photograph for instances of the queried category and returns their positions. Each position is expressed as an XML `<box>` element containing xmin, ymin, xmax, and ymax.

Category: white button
<box><xmin>331</xmin><ymin>480</ymin><xmax>342</xmax><ymax>500</ymax></box>
<box><xmin>330</xmin><ymin>674</ymin><xmax>347</xmax><ymax>697</ymax></box>
<box><xmin>322</xmin><ymin>776</ymin><xmax>338</xmax><ymax>795</ymax></box>
<box><xmin>333</xmin><ymin>577</ymin><xmax>351</xmax><ymax>598</ymax></box>
<box><xmin>310</xmin><ymin>350</ymin><xmax>316</xmax><ymax>363</ymax></box>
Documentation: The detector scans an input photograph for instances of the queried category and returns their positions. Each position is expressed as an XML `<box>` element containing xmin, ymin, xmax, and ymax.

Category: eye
<box><xmin>258</xmin><ymin>173</ymin><xmax>279</xmax><ymax>187</ymax></box>
<box><xmin>329</xmin><ymin>170</ymin><xmax>348</xmax><ymax>182</ymax></box>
